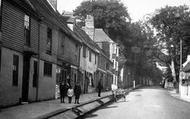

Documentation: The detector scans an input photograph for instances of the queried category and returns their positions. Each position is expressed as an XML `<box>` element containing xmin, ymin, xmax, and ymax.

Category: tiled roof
<box><xmin>73</xmin><ymin>26</ymin><xmax>111</xmax><ymax>62</ymax></box>
<box><xmin>94</xmin><ymin>29</ymin><xmax>114</xmax><ymax>43</ymax></box>
<box><xmin>74</xmin><ymin>26</ymin><xmax>100</xmax><ymax>53</ymax></box>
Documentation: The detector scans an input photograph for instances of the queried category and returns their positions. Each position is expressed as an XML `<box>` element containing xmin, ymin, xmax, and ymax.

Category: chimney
<box><xmin>84</xmin><ymin>15</ymin><xmax>95</xmax><ymax>40</ymax></box>
<box><xmin>47</xmin><ymin>0</ymin><xmax>57</xmax><ymax>10</ymax></box>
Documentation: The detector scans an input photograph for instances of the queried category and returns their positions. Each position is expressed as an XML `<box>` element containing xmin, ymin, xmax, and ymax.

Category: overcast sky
<box><xmin>57</xmin><ymin>0</ymin><xmax>190</xmax><ymax>21</ymax></box>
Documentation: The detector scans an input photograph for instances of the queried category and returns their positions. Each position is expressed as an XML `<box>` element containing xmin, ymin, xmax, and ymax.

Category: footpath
<box><xmin>0</xmin><ymin>85</ymin><xmax>141</xmax><ymax>119</ymax></box>
<box><xmin>168</xmin><ymin>88</ymin><xmax>190</xmax><ymax>103</ymax></box>
<box><xmin>0</xmin><ymin>91</ymin><xmax>112</xmax><ymax>119</ymax></box>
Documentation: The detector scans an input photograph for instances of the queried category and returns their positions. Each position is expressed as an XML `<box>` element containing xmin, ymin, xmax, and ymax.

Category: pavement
<box><xmin>0</xmin><ymin>85</ymin><xmax>142</xmax><ymax>119</ymax></box>
<box><xmin>0</xmin><ymin>91</ymin><xmax>112</xmax><ymax>119</ymax></box>
<box><xmin>168</xmin><ymin>88</ymin><xmax>190</xmax><ymax>103</ymax></box>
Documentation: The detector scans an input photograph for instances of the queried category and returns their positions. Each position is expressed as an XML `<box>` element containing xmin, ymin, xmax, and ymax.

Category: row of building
<box><xmin>0</xmin><ymin>0</ymin><xmax>120</xmax><ymax>107</ymax></box>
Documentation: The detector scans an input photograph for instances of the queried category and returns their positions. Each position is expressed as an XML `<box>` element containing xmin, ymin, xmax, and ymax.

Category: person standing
<box><xmin>111</xmin><ymin>84</ymin><xmax>117</xmax><ymax>102</ymax></box>
<box><xmin>97</xmin><ymin>80</ymin><xmax>103</xmax><ymax>97</ymax></box>
<box><xmin>74</xmin><ymin>83</ymin><xmax>82</xmax><ymax>104</ymax></box>
<box><xmin>67</xmin><ymin>85</ymin><xmax>74</xmax><ymax>103</ymax></box>
<box><xmin>60</xmin><ymin>82</ymin><xmax>64</xmax><ymax>103</ymax></box>
<box><xmin>61</xmin><ymin>83</ymin><xmax>69</xmax><ymax>103</ymax></box>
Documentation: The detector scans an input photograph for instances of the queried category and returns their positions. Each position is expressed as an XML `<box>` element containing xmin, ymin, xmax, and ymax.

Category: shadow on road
<box><xmin>131</xmin><ymin>89</ymin><xmax>143</xmax><ymax>92</ymax></box>
<box><xmin>83</xmin><ymin>113</ymin><xmax>98</xmax><ymax>118</ymax></box>
<box><xmin>83</xmin><ymin>105</ymin><xmax>118</xmax><ymax>119</ymax></box>
<box><xmin>100</xmin><ymin>105</ymin><xmax>118</xmax><ymax>110</ymax></box>
<box><xmin>141</xmin><ymin>86</ymin><xmax>163</xmax><ymax>89</ymax></box>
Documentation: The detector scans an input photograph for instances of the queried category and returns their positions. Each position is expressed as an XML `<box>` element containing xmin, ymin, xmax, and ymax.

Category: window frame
<box><xmin>44</xmin><ymin>62</ymin><xmax>52</xmax><ymax>77</ymax></box>
<box><xmin>83</xmin><ymin>46</ymin><xmax>86</xmax><ymax>58</ymax></box>
<box><xmin>89</xmin><ymin>50</ymin><xmax>91</xmax><ymax>62</ymax></box>
<box><xmin>46</xmin><ymin>28</ymin><xmax>52</xmax><ymax>55</ymax></box>
<box><xmin>12</xmin><ymin>54</ymin><xmax>19</xmax><ymax>86</ymax></box>
<box><xmin>0</xmin><ymin>0</ymin><xmax>3</xmax><ymax>30</ymax></box>
<box><xmin>24</xmin><ymin>14</ymin><xmax>31</xmax><ymax>46</ymax></box>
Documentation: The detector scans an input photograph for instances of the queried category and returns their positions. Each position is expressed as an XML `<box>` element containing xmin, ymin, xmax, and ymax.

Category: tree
<box><xmin>74</xmin><ymin>0</ymin><xmax>164</xmax><ymax>85</ymax></box>
<box><xmin>149</xmin><ymin>5</ymin><xmax>190</xmax><ymax>83</ymax></box>
<box><xmin>73</xmin><ymin>0</ymin><xmax>131</xmax><ymax>41</ymax></box>
<box><xmin>122</xmin><ymin>21</ymin><xmax>163</xmax><ymax>85</ymax></box>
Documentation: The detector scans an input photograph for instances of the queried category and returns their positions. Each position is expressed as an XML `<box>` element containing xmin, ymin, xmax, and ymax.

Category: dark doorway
<box><xmin>33</xmin><ymin>61</ymin><xmax>38</xmax><ymax>87</ymax></box>
<box><xmin>22</xmin><ymin>55</ymin><xmax>31</xmax><ymax>102</ymax></box>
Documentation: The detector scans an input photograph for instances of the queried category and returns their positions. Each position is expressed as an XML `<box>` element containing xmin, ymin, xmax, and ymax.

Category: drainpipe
<box><xmin>36</xmin><ymin>19</ymin><xmax>41</xmax><ymax>101</ymax></box>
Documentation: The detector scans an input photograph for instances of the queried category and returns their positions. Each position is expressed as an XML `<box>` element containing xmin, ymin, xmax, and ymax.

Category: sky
<box><xmin>57</xmin><ymin>0</ymin><xmax>190</xmax><ymax>21</ymax></box>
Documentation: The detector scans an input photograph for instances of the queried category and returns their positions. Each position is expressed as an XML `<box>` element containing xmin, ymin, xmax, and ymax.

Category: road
<box><xmin>84</xmin><ymin>86</ymin><xmax>190</xmax><ymax>119</ymax></box>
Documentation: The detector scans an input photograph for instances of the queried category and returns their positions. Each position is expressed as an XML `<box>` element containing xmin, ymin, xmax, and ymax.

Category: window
<box><xmin>75</xmin><ymin>54</ymin><xmax>77</xmax><ymax>62</ymax></box>
<box><xmin>44</xmin><ymin>62</ymin><xmax>52</xmax><ymax>77</ymax></box>
<box><xmin>106</xmin><ymin>63</ymin><xmax>109</xmax><ymax>70</ymax></box>
<box><xmin>24</xmin><ymin>15</ymin><xmax>30</xmax><ymax>46</ymax></box>
<box><xmin>113</xmin><ymin>60</ymin><xmax>115</xmax><ymax>69</ymax></box>
<box><xmin>83</xmin><ymin>46</ymin><xmax>86</xmax><ymax>58</ymax></box>
<box><xmin>0</xmin><ymin>0</ymin><xmax>2</xmax><ymax>29</ymax></box>
<box><xmin>13</xmin><ymin>55</ymin><xmax>19</xmax><ymax>86</ymax></box>
<box><xmin>0</xmin><ymin>48</ymin><xmax>1</xmax><ymax>71</ymax></box>
<box><xmin>76</xmin><ymin>44</ymin><xmax>78</xmax><ymax>52</ymax></box>
<box><xmin>95</xmin><ymin>54</ymin><xmax>96</xmax><ymax>64</ymax></box>
<box><xmin>115</xmin><ymin>61</ymin><xmax>117</xmax><ymax>69</ymax></box>
<box><xmin>33</xmin><ymin>61</ymin><xmax>38</xmax><ymax>87</ymax></box>
<box><xmin>89</xmin><ymin>50</ymin><xmax>91</xmax><ymax>62</ymax></box>
<box><xmin>61</xmin><ymin>35</ymin><xmax>65</xmax><ymax>55</ymax></box>
<box><xmin>116</xmin><ymin>47</ymin><xmax>117</xmax><ymax>55</ymax></box>
<box><xmin>46</xmin><ymin>28</ymin><xmax>52</xmax><ymax>54</ymax></box>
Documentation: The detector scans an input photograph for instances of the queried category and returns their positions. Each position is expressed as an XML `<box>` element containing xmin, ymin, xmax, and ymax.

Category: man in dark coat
<box><xmin>97</xmin><ymin>80</ymin><xmax>103</xmax><ymax>97</ymax></box>
<box><xmin>60</xmin><ymin>83</ymin><xmax>69</xmax><ymax>103</ymax></box>
<box><xmin>60</xmin><ymin>82</ymin><xmax>64</xmax><ymax>103</ymax></box>
<box><xmin>74</xmin><ymin>83</ymin><xmax>82</xmax><ymax>104</ymax></box>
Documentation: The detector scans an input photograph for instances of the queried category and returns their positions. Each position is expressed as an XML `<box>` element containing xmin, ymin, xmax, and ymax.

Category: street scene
<box><xmin>1</xmin><ymin>0</ymin><xmax>190</xmax><ymax>119</ymax></box>
<box><xmin>85</xmin><ymin>86</ymin><xmax>190</xmax><ymax>119</ymax></box>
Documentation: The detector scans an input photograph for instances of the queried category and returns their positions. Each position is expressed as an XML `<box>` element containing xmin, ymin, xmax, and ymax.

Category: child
<box><xmin>121</xmin><ymin>89</ymin><xmax>126</xmax><ymax>101</ymax></box>
<box><xmin>67</xmin><ymin>85</ymin><xmax>74</xmax><ymax>103</ymax></box>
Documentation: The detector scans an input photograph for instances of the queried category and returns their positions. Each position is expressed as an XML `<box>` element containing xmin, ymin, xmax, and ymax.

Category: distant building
<box><xmin>94</xmin><ymin>29</ymin><xmax>119</xmax><ymax>86</ymax></box>
<box><xmin>74</xmin><ymin>26</ymin><xmax>99</xmax><ymax>93</ymax></box>
<box><xmin>62</xmin><ymin>13</ymin><xmax>100</xmax><ymax>93</ymax></box>
<box><xmin>83</xmin><ymin>15</ymin><xmax>118</xmax><ymax>87</ymax></box>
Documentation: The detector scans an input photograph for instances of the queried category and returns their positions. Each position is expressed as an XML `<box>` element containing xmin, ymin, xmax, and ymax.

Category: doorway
<box><xmin>21</xmin><ymin>55</ymin><xmax>31</xmax><ymax>102</ymax></box>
